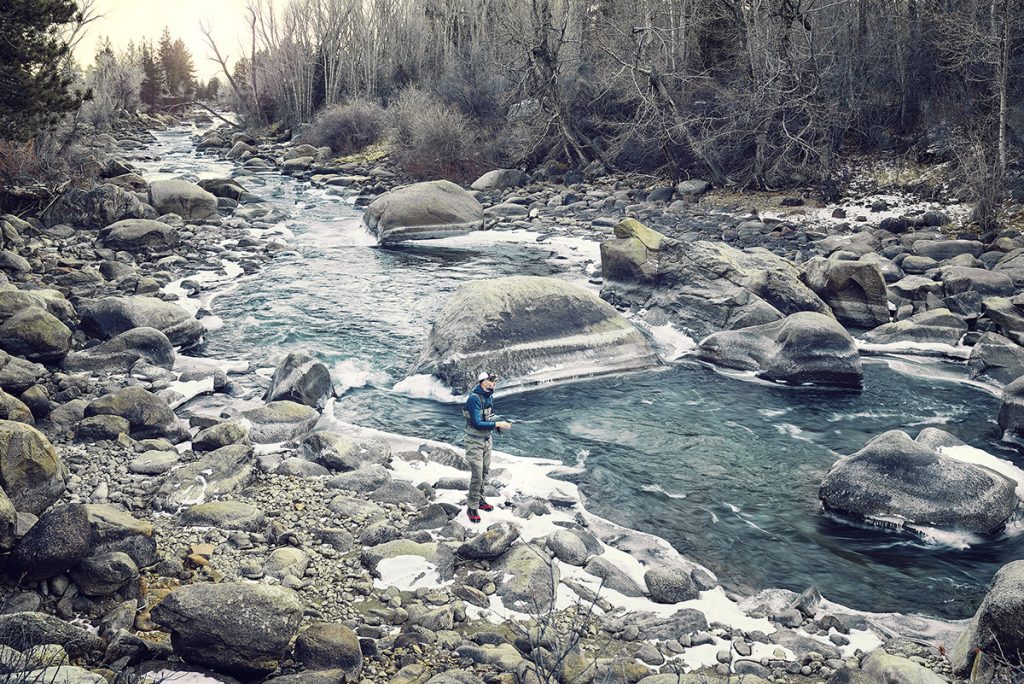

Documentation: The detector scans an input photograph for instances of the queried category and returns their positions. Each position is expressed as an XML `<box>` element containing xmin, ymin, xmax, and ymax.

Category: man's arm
<box><xmin>466</xmin><ymin>394</ymin><xmax>496</xmax><ymax>430</ymax></box>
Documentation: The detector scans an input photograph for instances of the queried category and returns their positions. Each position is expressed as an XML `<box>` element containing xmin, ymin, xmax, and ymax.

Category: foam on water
<box><xmin>640</xmin><ymin>483</ymin><xmax>687</xmax><ymax>499</ymax></box>
<box><xmin>392</xmin><ymin>373</ymin><xmax>462</xmax><ymax>403</ymax></box>
<box><xmin>331</xmin><ymin>358</ymin><xmax>389</xmax><ymax>396</ymax></box>
<box><xmin>645</xmin><ymin>322</ymin><xmax>697</xmax><ymax>361</ymax></box>
<box><xmin>941</xmin><ymin>444</ymin><xmax>1024</xmax><ymax>502</ymax></box>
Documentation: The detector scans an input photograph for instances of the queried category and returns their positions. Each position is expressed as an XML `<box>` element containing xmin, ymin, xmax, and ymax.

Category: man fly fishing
<box><xmin>463</xmin><ymin>371</ymin><xmax>512</xmax><ymax>523</ymax></box>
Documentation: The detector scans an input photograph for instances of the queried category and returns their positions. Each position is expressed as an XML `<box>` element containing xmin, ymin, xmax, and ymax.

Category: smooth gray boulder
<box><xmin>192</xmin><ymin>421</ymin><xmax>249</xmax><ymax>451</ymax></box>
<box><xmin>584</xmin><ymin>556</ymin><xmax>645</xmax><ymax>597</ymax></box>
<box><xmin>148</xmin><ymin>180</ymin><xmax>218</xmax><ymax>221</ymax></box>
<box><xmin>301</xmin><ymin>431</ymin><xmax>391</xmax><ymax>471</ymax></box>
<box><xmin>364</xmin><ymin>180</ymin><xmax>483</xmax><ymax>243</ymax></box>
<box><xmin>0</xmin><ymin>350</ymin><xmax>46</xmax><ymax>394</ymax></box>
<box><xmin>264</xmin><ymin>351</ymin><xmax>332</xmax><ymax>409</ymax></box>
<box><xmin>601</xmin><ymin>233</ymin><xmax>832</xmax><ymax>340</ymax></box>
<box><xmin>645</xmin><ymin>566</ymin><xmax>700</xmax><ymax>604</ymax></box>
<box><xmin>941</xmin><ymin>266</ymin><xmax>1014</xmax><ymax>297</ymax></box>
<box><xmin>819</xmin><ymin>429</ymin><xmax>1018</xmax><ymax>534</ymax></box>
<box><xmin>0</xmin><ymin>307</ymin><xmax>71</xmax><ymax>361</ymax></box>
<box><xmin>69</xmin><ymin>551</ymin><xmax>138</xmax><ymax>596</ymax></box>
<box><xmin>862</xmin><ymin>650</ymin><xmax>946</xmax><ymax>684</ymax></box>
<box><xmin>471</xmin><ymin>169</ymin><xmax>530</xmax><ymax>191</ymax></box>
<box><xmin>62</xmin><ymin>327</ymin><xmax>175</xmax><ymax>372</ymax></box>
<box><xmin>951</xmin><ymin>560</ymin><xmax>1024</xmax><ymax>676</ymax></box>
<box><xmin>968</xmin><ymin>333</ymin><xmax>1024</xmax><ymax>386</ymax></box>
<box><xmin>983</xmin><ymin>294</ymin><xmax>1024</xmax><ymax>345</ymax></box>
<box><xmin>41</xmin><ymin>183</ymin><xmax>148</xmax><ymax>229</ymax></box>
<box><xmin>415</xmin><ymin>275</ymin><xmax>660</xmax><ymax>393</ymax></box>
<box><xmin>992</xmin><ymin>248</ymin><xmax>1024</xmax><ymax>287</ymax></box>
<box><xmin>998</xmin><ymin>376</ymin><xmax>1024</xmax><ymax>437</ymax></box>
<box><xmin>242</xmin><ymin>400</ymin><xmax>320</xmax><ymax>444</ymax></box>
<box><xmin>698</xmin><ymin>312</ymin><xmax>863</xmax><ymax>388</ymax></box>
<box><xmin>78</xmin><ymin>296</ymin><xmax>203</xmax><ymax>349</ymax></box>
<box><xmin>154</xmin><ymin>444</ymin><xmax>254</xmax><ymax>512</ymax></box>
<box><xmin>802</xmin><ymin>257</ymin><xmax>890</xmax><ymax>328</ymax></box>
<box><xmin>99</xmin><ymin>218</ymin><xmax>179</xmax><ymax>252</ymax></box>
<box><xmin>150</xmin><ymin>582</ymin><xmax>303</xmax><ymax>677</ymax></box>
<box><xmin>0</xmin><ymin>420</ymin><xmax>65</xmax><ymax>515</ymax></box>
<box><xmin>545</xmin><ymin>529</ymin><xmax>590</xmax><ymax>566</ymax></box>
<box><xmin>861</xmin><ymin>308</ymin><xmax>967</xmax><ymax>347</ymax></box>
<box><xmin>912</xmin><ymin>239</ymin><xmax>984</xmax><ymax>261</ymax></box>
<box><xmin>84</xmin><ymin>386</ymin><xmax>186</xmax><ymax>441</ymax></box>
<box><xmin>179</xmin><ymin>501</ymin><xmax>266</xmax><ymax>531</ymax></box>
<box><xmin>9</xmin><ymin>504</ymin><xmax>91</xmax><ymax>580</ymax></box>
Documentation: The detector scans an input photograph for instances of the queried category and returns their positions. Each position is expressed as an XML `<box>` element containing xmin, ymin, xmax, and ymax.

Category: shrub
<box><xmin>308</xmin><ymin>100</ymin><xmax>387</xmax><ymax>154</ymax></box>
<box><xmin>389</xmin><ymin>87</ymin><xmax>489</xmax><ymax>182</ymax></box>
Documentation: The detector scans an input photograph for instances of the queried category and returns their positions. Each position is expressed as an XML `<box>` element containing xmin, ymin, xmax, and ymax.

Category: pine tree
<box><xmin>0</xmin><ymin>0</ymin><xmax>89</xmax><ymax>140</ymax></box>
<box><xmin>172</xmin><ymin>38</ymin><xmax>197</xmax><ymax>98</ymax></box>
<box><xmin>140</xmin><ymin>40</ymin><xmax>165</xmax><ymax>108</ymax></box>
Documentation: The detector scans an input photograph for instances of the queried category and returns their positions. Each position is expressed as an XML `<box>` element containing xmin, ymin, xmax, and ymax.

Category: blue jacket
<box><xmin>464</xmin><ymin>385</ymin><xmax>496</xmax><ymax>430</ymax></box>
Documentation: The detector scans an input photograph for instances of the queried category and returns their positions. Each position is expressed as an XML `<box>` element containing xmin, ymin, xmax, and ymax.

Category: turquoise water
<box><xmin>144</xmin><ymin>123</ymin><xmax>1024</xmax><ymax>619</ymax></box>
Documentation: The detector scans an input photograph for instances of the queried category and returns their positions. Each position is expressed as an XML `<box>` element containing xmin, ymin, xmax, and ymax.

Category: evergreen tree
<box><xmin>140</xmin><ymin>40</ymin><xmax>165</xmax><ymax>108</ymax></box>
<box><xmin>0</xmin><ymin>0</ymin><xmax>89</xmax><ymax>140</ymax></box>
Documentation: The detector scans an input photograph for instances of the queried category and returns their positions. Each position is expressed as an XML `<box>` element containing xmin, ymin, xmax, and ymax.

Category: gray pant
<box><xmin>464</xmin><ymin>427</ymin><xmax>492</xmax><ymax>508</ymax></box>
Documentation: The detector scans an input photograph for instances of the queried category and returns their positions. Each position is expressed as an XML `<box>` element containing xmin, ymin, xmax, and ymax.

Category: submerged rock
<box><xmin>364</xmin><ymin>180</ymin><xmax>483</xmax><ymax>243</ymax></box>
<box><xmin>819</xmin><ymin>429</ymin><xmax>1017</xmax><ymax>534</ymax></box>
<box><xmin>415</xmin><ymin>275</ymin><xmax>660</xmax><ymax>393</ymax></box>
<box><xmin>698</xmin><ymin>312</ymin><xmax>863</xmax><ymax>388</ymax></box>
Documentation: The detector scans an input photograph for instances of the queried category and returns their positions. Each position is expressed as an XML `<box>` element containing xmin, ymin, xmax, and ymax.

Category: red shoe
<box><xmin>467</xmin><ymin>508</ymin><xmax>481</xmax><ymax>523</ymax></box>
<box><xmin>478</xmin><ymin>500</ymin><xmax>494</xmax><ymax>512</ymax></box>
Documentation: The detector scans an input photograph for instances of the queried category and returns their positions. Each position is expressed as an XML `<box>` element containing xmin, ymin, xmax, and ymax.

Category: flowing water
<box><xmin>139</xmin><ymin>122</ymin><xmax>1024</xmax><ymax>620</ymax></box>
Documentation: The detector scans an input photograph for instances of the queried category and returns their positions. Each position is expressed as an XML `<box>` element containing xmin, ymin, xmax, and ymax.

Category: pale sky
<box><xmin>74</xmin><ymin>0</ymin><xmax>255</xmax><ymax>80</ymax></box>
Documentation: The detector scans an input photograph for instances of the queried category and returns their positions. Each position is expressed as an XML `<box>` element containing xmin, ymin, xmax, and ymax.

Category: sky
<box><xmin>73</xmin><ymin>0</ymin><xmax>255</xmax><ymax>80</ymax></box>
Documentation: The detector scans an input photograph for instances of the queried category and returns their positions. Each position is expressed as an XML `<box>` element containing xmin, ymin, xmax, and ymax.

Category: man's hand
<box><xmin>496</xmin><ymin>421</ymin><xmax>512</xmax><ymax>430</ymax></box>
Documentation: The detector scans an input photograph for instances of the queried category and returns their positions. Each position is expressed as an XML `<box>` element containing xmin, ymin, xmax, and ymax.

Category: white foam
<box><xmin>146</xmin><ymin>670</ymin><xmax>227</xmax><ymax>684</ymax></box>
<box><xmin>373</xmin><ymin>555</ymin><xmax>446</xmax><ymax>591</ymax></box>
<box><xmin>164</xmin><ymin>377</ymin><xmax>216</xmax><ymax>409</ymax></box>
<box><xmin>640</xmin><ymin>484</ymin><xmax>687</xmax><ymax>500</ymax></box>
<box><xmin>646</xmin><ymin>323</ymin><xmax>697</xmax><ymax>362</ymax></box>
<box><xmin>857</xmin><ymin>340</ymin><xmax>971</xmax><ymax>359</ymax></box>
<box><xmin>331</xmin><ymin>358</ymin><xmax>389</xmax><ymax>396</ymax></box>
<box><xmin>908</xmin><ymin>525</ymin><xmax>982</xmax><ymax>550</ymax></box>
<box><xmin>392</xmin><ymin>373</ymin><xmax>462</xmax><ymax>403</ymax></box>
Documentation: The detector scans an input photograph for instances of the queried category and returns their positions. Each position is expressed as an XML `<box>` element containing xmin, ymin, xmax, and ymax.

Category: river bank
<box><xmin>0</xmin><ymin>111</ymin><xmax>1019</xmax><ymax>684</ymax></box>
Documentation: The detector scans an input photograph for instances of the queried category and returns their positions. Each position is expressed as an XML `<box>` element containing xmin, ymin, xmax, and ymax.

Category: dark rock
<box><xmin>78</xmin><ymin>296</ymin><xmax>203</xmax><ymax>349</ymax></box>
<box><xmin>584</xmin><ymin>556</ymin><xmax>645</xmax><ymax>597</ymax></box>
<box><xmin>698</xmin><ymin>312</ymin><xmax>863</xmax><ymax>388</ymax></box>
<box><xmin>802</xmin><ymin>257</ymin><xmax>889</xmax><ymax>328</ymax></box>
<box><xmin>10</xmin><ymin>504</ymin><xmax>91</xmax><ymax>580</ymax></box>
<box><xmin>63</xmin><ymin>327</ymin><xmax>175</xmax><ymax>373</ymax></box>
<box><xmin>264</xmin><ymin>352</ymin><xmax>332</xmax><ymax>409</ymax></box>
<box><xmin>293</xmin><ymin>622</ymin><xmax>362</xmax><ymax>678</ymax></box>
<box><xmin>645</xmin><ymin>566</ymin><xmax>699</xmax><ymax>603</ymax></box>
<box><xmin>0</xmin><ymin>612</ymin><xmax>105</xmax><ymax>659</ymax></box>
<box><xmin>819</xmin><ymin>429</ymin><xmax>1018</xmax><ymax>534</ymax></box>
<box><xmin>41</xmin><ymin>184</ymin><xmax>148</xmax><ymax>229</ymax></box>
<box><xmin>0</xmin><ymin>307</ymin><xmax>71</xmax><ymax>361</ymax></box>
<box><xmin>951</xmin><ymin>559</ymin><xmax>1024</xmax><ymax>676</ymax></box>
<box><xmin>0</xmin><ymin>420</ymin><xmax>65</xmax><ymax>514</ymax></box>
<box><xmin>150</xmin><ymin>582</ymin><xmax>303</xmax><ymax>677</ymax></box>
<box><xmin>84</xmin><ymin>386</ymin><xmax>185</xmax><ymax>441</ymax></box>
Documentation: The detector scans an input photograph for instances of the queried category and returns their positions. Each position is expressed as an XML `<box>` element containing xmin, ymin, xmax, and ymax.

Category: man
<box><xmin>463</xmin><ymin>371</ymin><xmax>512</xmax><ymax>523</ymax></box>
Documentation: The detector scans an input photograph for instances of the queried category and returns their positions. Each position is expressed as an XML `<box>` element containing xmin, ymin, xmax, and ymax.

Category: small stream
<box><xmin>139</xmin><ymin>122</ymin><xmax>1024</xmax><ymax>619</ymax></box>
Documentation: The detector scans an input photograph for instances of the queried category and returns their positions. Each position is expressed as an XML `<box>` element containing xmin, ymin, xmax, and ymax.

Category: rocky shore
<box><xmin>0</xmin><ymin>112</ymin><xmax>1021</xmax><ymax>684</ymax></box>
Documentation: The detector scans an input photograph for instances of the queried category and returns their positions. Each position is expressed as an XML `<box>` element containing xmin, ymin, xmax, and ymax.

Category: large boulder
<box><xmin>968</xmin><ymin>333</ymin><xmax>1024</xmax><ymax>386</ymax></box>
<box><xmin>9</xmin><ymin>504</ymin><xmax>91</xmax><ymax>580</ymax></box>
<box><xmin>294</xmin><ymin>622</ymin><xmax>363</xmax><ymax>677</ymax></box>
<box><xmin>819</xmin><ymin>429</ymin><xmax>1018</xmax><ymax>534</ymax></box>
<box><xmin>0</xmin><ymin>486</ymin><xmax>16</xmax><ymax>552</ymax></box>
<box><xmin>599</xmin><ymin>218</ymin><xmax>667</xmax><ymax>283</ymax></box>
<box><xmin>912</xmin><ymin>239</ymin><xmax>985</xmax><ymax>261</ymax></box>
<box><xmin>0</xmin><ymin>286</ymin><xmax>76</xmax><ymax>325</ymax></box>
<box><xmin>62</xmin><ymin>327</ymin><xmax>175</xmax><ymax>373</ymax></box>
<box><xmin>601</xmin><ymin>236</ymin><xmax>832</xmax><ymax>340</ymax></box>
<box><xmin>941</xmin><ymin>266</ymin><xmax>1015</xmax><ymax>297</ymax></box>
<box><xmin>0</xmin><ymin>307</ymin><xmax>71</xmax><ymax>361</ymax></box>
<box><xmin>99</xmin><ymin>218</ymin><xmax>179</xmax><ymax>252</ymax></box>
<box><xmin>861</xmin><ymin>308</ymin><xmax>967</xmax><ymax>347</ymax></box>
<box><xmin>41</xmin><ymin>184</ymin><xmax>148</xmax><ymax>229</ymax></box>
<box><xmin>0</xmin><ymin>389</ymin><xmax>33</xmax><ymax>424</ymax></box>
<box><xmin>951</xmin><ymin>560</ymin><xmax>1024</xmax><ymax>676</ymax></box>
<box><xmin>150</xmin><ymin>582</ymin><xmax>304</xmax><ymax>677</ymax></box>
<box><xmin>301</xmin><ymin>431</ymin><xmax>391</xmax><ymax>471</ymax></box>
<box><xmin>154</xmin><ymin>444</ymin><xmax>254</xmax><ymax>511</ymax></box>
<box><xmin>148</xmin><ymin>180</ymin><xmax>218</xmax><ymax>221</ymax></box>
<box><xmin>414</xmin><ymin>275</ymin><xmax>660</xmax><ymax>393</ymax></box>
<box><xmin>242</xmin><ymin>401</ymin><xmax>320</xmax><ymax>444</ymax></box>
<box><xmin>0</xmin><ymin>421</ymin><xmax>65</xmax><ymax>515</ymax></box>
<box><xmin>698</xmin><ymin>312</ymin><xmax>863</xmax><ymax>388</ymax></box>
<box><xmin>492</xmin><ymin>543</ymin><xmax>559</xmax><ymax>613</ymax></box>
<box><xmin>78</xmin><ymin>296</ymin><xmax>203</xmax><ymax>349</ymax></box>
<box><xmin>0</xmin><ymin>350</ymin><xmax>46</xmax><ymax>394</ymax></box>
<box><xmin>458</xmin><ymin>522</ymin><xmax>520</xmax><ymax>560</ymax></box>
<box><xmin>998</xmin><ymin>375</ymin><xmax>1024</xmax><ymax>437</ymax></box>
<box><xmin>0</xmin><ymin>613</ymin><xmax>105</xmax><ymax>659</ymax></box>
<box><xmin>471</xmin><ymin>169</ymin><xmax>530</xmax><ymax>191</ymax></box>
<box><xmin>84</xmin><ymin>386</ymin><xmax>186</xmax><ymax>441</ymax></box>
<box><xmin>861</xmin><ymin>651</ymin><xmax>946</xmax><ymax>684</ymax></box>
<box><xmin>983</xmin><ymin>294</ymin><xmax>1024</xmax><ymax>345</ymax></box>
<box><xmin>801</xmin><ymin>257</ymin><xmax>889</xmax><ymax>329</ymax></box>
<box><xmin>992</xmin><ymin>248</ymin><xmax>1024</xmax><ymax>288</ymax></box>
<box><xmin>264</xmin><ymin>352</ymin><xmax>332</xmax><ymax>409</ymax></box>
<box><xmin>363</xmin><ymin>180</ymin><xmax>483</xmax><ymax>243</ymax></box>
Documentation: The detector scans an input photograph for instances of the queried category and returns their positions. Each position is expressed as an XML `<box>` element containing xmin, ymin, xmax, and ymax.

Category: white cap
<box><xmin>477</xmin><ymin>371</ymin><xmax>496</xmax><ymax>382</ymax></box>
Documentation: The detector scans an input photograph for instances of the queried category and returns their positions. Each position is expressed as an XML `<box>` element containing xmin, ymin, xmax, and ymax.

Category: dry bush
<box><xmin>389</xmin><ymin>88</ymin><xmax>490</xmax><ymax>182</ymax></box>
<box><xmin>308</xmin><ymin>99</ymin><xmax>387</xmax><ymax>154</ymax></box>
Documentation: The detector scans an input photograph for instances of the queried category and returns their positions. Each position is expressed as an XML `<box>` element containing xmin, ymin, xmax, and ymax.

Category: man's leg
<box><xmin>481</xmin><ymin>436</ymin><xmax>492</xmax><ymax>492</ymax></box>
<box><xmin>465</xmin><ymin>431</ymin><xmax>485</xmax><ymax>509</ymax></box>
